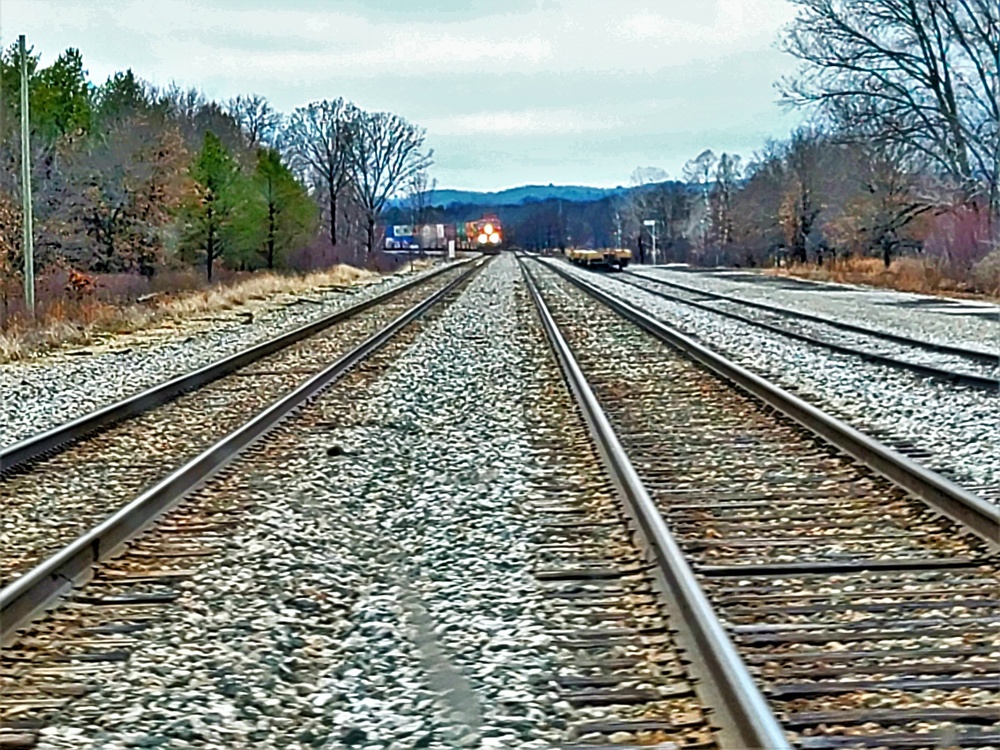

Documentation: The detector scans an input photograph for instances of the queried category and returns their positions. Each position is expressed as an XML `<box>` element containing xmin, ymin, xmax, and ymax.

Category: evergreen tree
<box><xmin>95</xmin><ymin>69</ymin><xmax>153</xmax><ymax>124</ymax></box>
<box><xmin>252</xmin><ymin>148</ymin><xmax>316</xmax><ymax>269</ymax></box>
<box><xmin>30</xmin><ymin>48</ymin><xmax>93</xmax><ymax>142</ymax></box>
<box><xmin>181</xmin><ymin>131</ymin><xmax>251</xmax><ymax>280</ymax></box>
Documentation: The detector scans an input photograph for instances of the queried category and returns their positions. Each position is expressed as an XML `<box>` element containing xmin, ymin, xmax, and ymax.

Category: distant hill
<box><xmin>379</xmin><ymin>178</ymin><xmax>695</xmax><ymax>250</ymax></box>
<box><xmin>416</xmin><ymin>184</ymin><xmax>629</xmax><ymax>208</ymax></box>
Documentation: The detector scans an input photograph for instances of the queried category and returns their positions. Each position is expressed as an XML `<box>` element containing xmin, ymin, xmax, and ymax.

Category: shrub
<box><xmin>971</xmin><ymin>249</ymin><xmax>1000</xmax><ymax>296</ymax></box>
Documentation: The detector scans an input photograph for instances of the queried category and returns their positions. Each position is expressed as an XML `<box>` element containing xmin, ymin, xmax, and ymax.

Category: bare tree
<box><xmin>630</xmin><ymin>166</ymin><xmax>669</xmax><ymax>187</ymax></box>
<box><xmin>624</xmin><ymin>168</ymin><xmax>666</xmax><ymax>263</ymax></box>
<box><xmin>157</xmin><ymin>83</ymin><xmax>205</xmax><ymax>122</ymax></box>
<box><xmin>683</xmin><ymin>150</ymin><xmax>717</xmax><ymax>196</ymax></box>
<box><xmin>683</xmin><ymin>149</ymin><xmax>717</xmax><ymax>258</ymax></box>
<box><xmin>155</xmin><ymin>84</ymin><xmax>206</xmax><ymax>143</ymax></box>
<box><xmin>625</xmin><ymin>168</ymin><xmax>691</xmax><ymax>263</ymax></box>
<box><xmin>407</xmin><ymin>168</ymin><xmax>435</xmax><ymax>228</ymax></box>
<box><xmin>156</xmin><ymin>85</ymin><xmax>245</xmax><ymax>157</ymax></box>
<box><xmin>283</xmin><ymin>98</ymin><xmax>355</xmax><ymax>246</ymax></box>
<box><xmin>781</xmin><ymin>0</ymin><xmax>999</xmax><ymax>220</ymax></box>
<box><xmin>406</xmin><ymin>169</ymin><xmax>436</xmax><ymax>265</ymax></box>
<box><xmin>59</xmin><ymin>115</ymin><xmax>189</xmax><ymax>275</ymax></box>
<box><xmin>712</xmin><ymin>153</ymin><xmax>743</xmax><ymax>255</ymax></box>
<box><xmin>730</xmin><ymin>143</ymin><xmax>789</xmax><ymax>266</ymax></box>
<box><xmin>337</xmin><ymin>192</ymin><xmax>366</xmax><ymax>256</ymax></box>
<box><xmin>825</xmin><ymin>140</ymin><xmax>933</xmax><ymax>265</ymax></box>
<box><xmin>348</xmin><ymin>110</ymin><xmax>432</xmax><ymax>256</ymax></box>
<box><xmin>226</xmin><ymin>94</ymin><xmax>280</xmax><ymax>149</ymax></box>
<box><xmin>779</xmin><ymin>130</ymin><xmax>826</xmax><ymax>264</ymax></box>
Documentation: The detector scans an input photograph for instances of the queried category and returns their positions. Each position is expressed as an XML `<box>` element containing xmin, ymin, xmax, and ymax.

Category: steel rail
<box><xmin>614</xmin><ymin>273</ymin><xmax>999</xmax><ymax>390</ymax></box>
<box><xmin>0</xmin><ymin>260</ymin><xmax>484</xmax><ymax>645</ymax></box>
<box><xmin>541</xmin><ymin>258</ymin><xmax>1000</xmax><ymax>548</ymax></box>
<box><xmin>1</xmin><ymin>258</ymin><xmax>474</xmax><ymax>475</ymax></box>
<box><xmin>627</xmin><ymin>268</ymin><xmax>998</xmax><ymax>364</ymax></box>
<box><xmin>519</xmin><ymin>258</ymin><xmax>791</xmax><ymax>750</ymax></box>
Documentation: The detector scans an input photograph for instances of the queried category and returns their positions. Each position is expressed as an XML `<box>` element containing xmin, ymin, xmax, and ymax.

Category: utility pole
<box><xmin>18</xmin><ymin>35</ymin><xmax>35</xmax><ymax>315</ymax></box>
<box><xmin>993</xmin><ymin>60</ymin><xmax>999</xmax><ymax>348</ymax></box>
<box><xmin>992</xmin><ymin>60</ymin><xmax>999</xmax><ymax>256</ymax></box>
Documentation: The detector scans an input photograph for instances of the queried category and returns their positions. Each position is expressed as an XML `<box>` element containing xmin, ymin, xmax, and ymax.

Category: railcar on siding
<box><xmin>565</xmin><ymin>247</ymin><xmax>632</xmax><ymax>270</ymax></box>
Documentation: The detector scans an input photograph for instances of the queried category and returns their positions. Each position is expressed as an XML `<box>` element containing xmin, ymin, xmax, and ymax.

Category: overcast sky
<box><xmin>3</xmin><ymin>0</ymin><xmax>805</xmax><ymax>191</ymax></box>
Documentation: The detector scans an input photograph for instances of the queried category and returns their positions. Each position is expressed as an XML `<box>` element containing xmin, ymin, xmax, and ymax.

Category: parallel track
<box><xmin>0</xmin><ymin>262</ymin><xmax>477</xmax><ymax>593</ymax></box>
<box><xmin>525</xmin><ymin>257</ymin><xmax>999</xmax><ymax>749</ymax></box>
<box><xmin>515</xmin><ymin>269</ymin><xmax>723</xmax><ymax>748</ymax></box>
<box><xmin>613</xmin><ymin>269</ymin><xmax>999</xmax><ymax>390</ymax></box>
<box><xmin>2</xmin><ymin>258</ymin><xmax>474</xmax><ymax>474</ymax></box>
<box><xmin>0</xmin><ymin>259</ymin><xmax>485</xmax><ymax>645</ymax></box>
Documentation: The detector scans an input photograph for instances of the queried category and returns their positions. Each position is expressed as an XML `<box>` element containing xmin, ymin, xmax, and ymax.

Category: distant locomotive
<box><xmin>383</xmin><ymin>214</ymin><xmax>505</xmax><ymax>254</ymax></box>
<box><xmin>460</xmin><ymin>214</ymin><xmax>504</xmax><ymax>253</ymax></box>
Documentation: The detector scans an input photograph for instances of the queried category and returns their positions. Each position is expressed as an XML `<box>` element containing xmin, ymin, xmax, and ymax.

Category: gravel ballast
<box><xmin>1</xmin><ymin>264</ymin><xmax>453</xmax><ymax>448</ymax></box>
<box><xmin>554</xmin><ymin>261</ymin><xmax>1000</xmax><ymax>493</ymax></box>
<box><xmin>31</xmin><ymin>255</ymin><xmax>568</xmax><ymax>749</ymax></box>
<box><xmin>14</xmin><ymin>255</ymin><xmax>991</xmax><ymax>748</ymax></box>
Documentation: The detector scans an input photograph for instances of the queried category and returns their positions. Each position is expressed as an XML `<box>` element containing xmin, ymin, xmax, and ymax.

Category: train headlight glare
<box><xmin>477</xmin><ymin>234</ymin><xmax>488</xmax><ymax>243</ymax></box>
<box><xmin>489</xmin><ymin>232</ymin><xmax>501</xmax><ymax>244</ymax></box>
<box><xmin>483</xmin><ymin>223</ymin><xmax>494</xmax><ymax>235</ymax></box>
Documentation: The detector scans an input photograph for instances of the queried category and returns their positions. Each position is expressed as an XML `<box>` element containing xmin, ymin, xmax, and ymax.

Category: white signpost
<box><xmin>643</xmin><ymin>219</ymin><xmax>657</xmax><ymax>265</ymax></box>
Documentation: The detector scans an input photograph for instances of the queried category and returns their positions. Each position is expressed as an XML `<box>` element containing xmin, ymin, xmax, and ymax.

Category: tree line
<box><xmin>453</xmin><ymin>0</ymin><xmax>997</xmax><ymax>286</ymax></box>
<box><xmin>0</xmin><ymin>43</ymin><xmax>431</xmax><ymax>305</ymax></box>
<box><xmin>1</xmin><ymin>0</ymin><xmax>996</xmax><ymax>307</ymax></box>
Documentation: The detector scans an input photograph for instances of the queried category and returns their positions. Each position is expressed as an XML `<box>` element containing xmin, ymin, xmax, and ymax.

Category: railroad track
<box><xmin>4</xmin><ymin>252</ymin><xmax>996</xmax><ymax>748</ymax></box>
<box><xmin>522</xmin><ymin>256</ymin><xmax>999</xmax><ymax>749</ymax></box>
<box><xmin>0</xmin><ymin>260</ymin><xmax>480</xmax><ymax>599</ymax></box>
<box><xmin>613</xmin><ymin>268</ymin><xmax>999</xmax><ymax>390</ymax></box>
<box><xmin>0</xmin><ymin>259</ymin><xmax>485</xmax><ymax>649</ymax></box>
<box><xmin>0</xmin><ymin>259</ymin><xmax>485</xmax><ymax>748</ymax></box>
<box><xmin>2</xmin><ymin>259</ymin><xmax>475</xmax><ymax>473</ymax></box>
<box><xmin>520</xmin><ymin>265</ymin><xmax>782</xmax><ymax>749</ymax></box>
<box><xmin>3</xmin><ymin>254</ymin><xmax>717</xmax><ymax>749</ymax></box>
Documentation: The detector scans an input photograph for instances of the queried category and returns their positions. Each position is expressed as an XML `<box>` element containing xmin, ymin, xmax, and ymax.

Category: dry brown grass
<box><xmin>407</xmin><ymin>258</ymin><xmax>436</xmax><ymax>272</ymax></box>
<box><xmin>768</xmin><ymin>255</ymin><xmax>1000</xmax><ymax>301</ymax></box>
<box><xmin>0</xmin><ymin>264</ymin><xmax>379</xmax><ymax>363</ymax></box>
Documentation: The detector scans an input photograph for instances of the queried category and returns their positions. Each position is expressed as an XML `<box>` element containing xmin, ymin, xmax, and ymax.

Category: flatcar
<box><xmin>565</xmin><ymin>247</ymin><xmax>631</xmax><ymax>270</ymax></box>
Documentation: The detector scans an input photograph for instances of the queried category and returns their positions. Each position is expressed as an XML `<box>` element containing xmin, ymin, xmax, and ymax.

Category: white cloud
<box><xmin>1</xmin><ymin>0</ymin><xmax>804</xmax><ymax>189</ymax></box>
<box><xmin>428</xmin><ymin>108</ymin><xmax>625</xmax><ymax>137</ymax></box>
<box><xmin>617</xmin><ymin>0</ymin><xmax>794</xmax><ymax>45</ymax></box>
<box><xmin>197</xmin><ymin>35</ymin><xmax>553</xmax><ymax>81</ymax></box>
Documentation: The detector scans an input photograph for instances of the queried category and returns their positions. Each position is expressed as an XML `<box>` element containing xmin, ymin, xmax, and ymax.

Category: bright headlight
<box><xmin>483</xmin><ymin>223</ymin><xmax>494</xmax><ymax>235</ymax></box>
<box><xmin>477</xmin><ymin>234</ymin><xmax>488</xmax><ymax>243</ymax></box>
<box><xmin>489</xmin><ymin>232</ymin><xmax>501</xmax><ymax>244</ymax></box>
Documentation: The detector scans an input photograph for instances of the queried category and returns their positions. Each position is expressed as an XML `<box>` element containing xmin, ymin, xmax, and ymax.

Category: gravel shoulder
<box><xmin>558</xmin><ymin>261</ymin><xmax>1000</xmax><ymax>494</ymax></box>
<box><xmin>634</xmin><ymin>266</ymin><xmax>1000</xmax><ymax>352</ymax></box>
<box><xmin>1</xmin><ymin>264</ymin><xmax>453</xmax><ymax>448</ymax></box>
